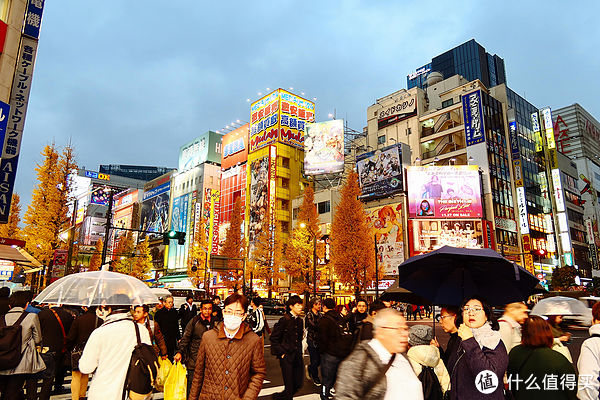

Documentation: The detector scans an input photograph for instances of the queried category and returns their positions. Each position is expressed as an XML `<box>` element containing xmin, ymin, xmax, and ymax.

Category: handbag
<box><xmin>70</xmin><ymin>344</ymin><xmax>84</xmax><ymax>371</ymax></box>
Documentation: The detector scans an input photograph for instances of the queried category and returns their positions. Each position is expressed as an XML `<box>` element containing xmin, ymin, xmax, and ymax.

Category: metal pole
<box><xmin>374</xmin><ymin>235</ymin><xmax>379</xmax><ymax>299</ymax></box>
<box><xmin>243</xmin><ymin>258</ymin><xmax>246</xmax><ymax>296</ymax></box>
<box><xmin>101</xmin><ymin>189</ymin><xmax>113</xmax><ymax>267</ymax></box>
<box><xmin>204</xmin><ymin>250</ymin><xmax>209</xmax><ymax>296</ymax></box>
<box><xmin>66</xmin><ymin>198</ymin><xmax>78</xmax><ymax>275</ymax></box>
<box><xmin>312</xmin><ymin>234</ymin><xmax>317</xmax><ymax>298</ymax></box>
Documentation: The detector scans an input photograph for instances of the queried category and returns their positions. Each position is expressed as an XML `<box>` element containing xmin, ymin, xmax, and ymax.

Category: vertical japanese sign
<box><xmin>462</xmin><ymin>90</ymin><xmax>485</xmax><ymax>147</ymax></box>
<box><xmin>0</xmin><ymin>37</ymin><xmax>38</xmax><ymax>223</ymax></box>
<box><xmin>0</xmin><ymin>102</ymin><xmax>10</xmax><ymax>156</ymax></box>
<box><xmin>268</xmin><ymin>145</ymin><xmax>277</xmax><ymax>245</ymax></box>
<box><xmin>23</xmin><ymin>0</ymin><xmax>44</xmax><ymax>40</ymax></box>
<box><xmin>203</xmin><ymin>189</ymin><xmax>220</xmax><ymax>255</ymax></box>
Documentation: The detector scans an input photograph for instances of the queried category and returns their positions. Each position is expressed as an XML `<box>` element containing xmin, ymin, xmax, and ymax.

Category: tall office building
<box><xmin>407</xmin><ymin>39</ymin><xmax>506</xmax><ymax>90</ymax></box>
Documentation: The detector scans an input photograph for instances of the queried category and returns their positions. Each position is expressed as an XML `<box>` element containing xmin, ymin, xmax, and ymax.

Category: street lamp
<box><xmin>300</xmin><ymin>222</ymin><xmax>319</xmax><ymax>298</ymax></box>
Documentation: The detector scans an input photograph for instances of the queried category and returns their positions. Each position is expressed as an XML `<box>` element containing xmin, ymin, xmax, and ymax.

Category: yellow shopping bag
<box><xmin>164</xmin><ymin>361</ymin><xmax>187</xmax><ymax>400</ymax></box>
<box><xmin>156</xmin><ymin>357</ymin><xmax>172</xmax><ymax>392</ymax></box>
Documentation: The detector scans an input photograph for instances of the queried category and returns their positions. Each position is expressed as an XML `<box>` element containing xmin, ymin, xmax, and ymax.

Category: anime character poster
<box><xmin>304</xmin><ymin>120</ymin><xmax>344</xmax><ymax>175</ymax></box>
<box><xmin>356</xmin><ymin>144</ymin><xmax>403</xmax><ymax>200</ymax></box>
<box><xmin>366</xmin><ymin>203</ymin><xmax>405</xmax><ymax>275</ymax></box>
<box><xmin>248</xmin><ymin>157</ymin><xmax>269</xmax><ymax>244</ymax></box>
<box><xmin>407</xmin><ymin>166</ymin><xmax>483</xmax><ymax>219</ymax></box>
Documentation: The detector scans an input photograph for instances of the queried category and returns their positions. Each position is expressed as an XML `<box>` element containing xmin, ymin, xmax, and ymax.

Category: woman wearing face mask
<box><xmin>188</xmin><ymin>293</ymin><xmax>266</xmax><ymax>400</ymax></box>
<box><xmin>447</xmin><ymin>296</ymin><xmax>509</xmax><ymax>400</ymax></box>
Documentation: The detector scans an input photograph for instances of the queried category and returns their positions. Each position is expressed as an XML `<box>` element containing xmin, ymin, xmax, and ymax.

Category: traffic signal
<box><xmin>162</xmin><ymin>230</ymin><xmax>185</xmax><ymax>245</ymax></box>
<box><xmin>533</xmin><ymin>249</ymin><xmax>546</xmax><ymax>257</ymax></box>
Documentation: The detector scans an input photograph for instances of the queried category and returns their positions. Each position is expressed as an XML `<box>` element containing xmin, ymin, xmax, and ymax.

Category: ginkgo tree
<box><xmin>220</xmin><ymin>197</ymin><xmax>245</xmax><ymax>290</ymax></box>
<box><xmin>330</xmin><ymin>170</ymin><xmax>375</xmax><ymax>298</ymax></box>
<box><xmin>188</xmin><ymin>218</ymin><xmax>209</xmax><ymax>289</ymax></box>
<box><xmin>249</xmin><ymin>213</ymin><xmax>283</xmax><ymax>298</ymax></box>
<box><xmin>23</xmin><ymin>143</ymin><xmax>77</xmax><ymax>286</ymax></box>
<box><xmin>0</xmin><ymin>193</ymin><xmax>21</xmax><ymax>239</ymax></box>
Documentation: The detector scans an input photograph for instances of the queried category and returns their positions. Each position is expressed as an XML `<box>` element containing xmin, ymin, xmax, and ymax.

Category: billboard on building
<box><xmin>221</xmin><ymin>124</ymin><xmax>249</xmax><ymax>170</ymax></box>
<box><xmin>304</xmin><ymin>120</ymin><xmax>345</xmax><ymax>175</ymax></box>
<box><xmin>203</xmin><ymin>189</ymin><xmax>221</xmax><ymax>255</ymax></box>
<box><xmin>377</xmin><ymin>93</ymin><xmax>417</xmax><ymax>130</ymax></box>
<box><xmin>410</xmin><ymin>219</ymin><xmax>484</xmax><ymax>256</ymax></box>
<box><xmin>249</xmin><ymin>89</ymin><xmax>315</xmax><ymax>152</ymax></box>
<box><xmin>90</xmin><ymin>184</ymin><xmax>110</xmax><ymax>205</ymax></box>
<box><xmin>365</xmin><ymin>203</ymin><xmax>405</xmax><ymax>275</ymax></box>
<box><xmin>0</xmin><ymin>260</ymin><xmax>14</xmax><ymax>281</ymax></box>
<box><xmin>113</xmin><ymin>190</ymin><xmax>138</xmax><ymax>241</ymax></box>
<box><xmin>407</xmin><ymin>165</ymin><xmax>483</xmax><ymax>219</ymax></box>
<box><xmin>168</xmin><ymin>193</ymin><xmax>191</xmax><ymax>269</ymax></box>
<box><xmin>462</xmin><ymin>90</ymin><xmax>486</xmax><ymax>147</ymax></box>
<box><xmin>179</xmin><ymin>131</ymin><xmax>222</xmax><ymax>172</ymax></box>
<box><xmin>248</xmin><ymin>156</ymin><xmax>269</xmax><ymax>243</ymax></box>
<box><xmin>356</xmin><ymin>144</ymin><xmax>404</xmax><ymax>200</ymax></box>
<box><xmin>140</xmin><ymin>181</ymin><xmax>171</xmax><ymax>237</ymax></box>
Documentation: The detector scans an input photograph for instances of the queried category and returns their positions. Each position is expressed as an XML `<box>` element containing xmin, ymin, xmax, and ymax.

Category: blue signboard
<box><xmin>23</xmin><ymin>0</ymin><xmax>44</xmax><ymax>40</ymax></box>
<box><xmin>462</xmin><ymin>90</ymin><xmax>486</xmax><ymax>147</ymax></box>
<box><xmin>0</xmin><ymin>101</ymin><xmax>10</xmax><ymax>154</ymax></box>
<box><xmin>508</xmin><ymin>120</ymin><xmax>520</xmax><ymax>159</ymax></box>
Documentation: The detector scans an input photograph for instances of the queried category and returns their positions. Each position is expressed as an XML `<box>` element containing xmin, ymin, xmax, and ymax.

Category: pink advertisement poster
<box><xmin>407</xmin><ymin>165</ymin><xmax>483</xmax><ymax>219</ymax></box>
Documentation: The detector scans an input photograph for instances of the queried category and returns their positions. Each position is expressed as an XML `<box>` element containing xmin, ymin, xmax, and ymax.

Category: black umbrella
<box><xmin>397</xmin><ymin>246</ymin><xmax>539</xmax><ymax>306</ymax></box>
<box><xmin>380</xmin><ymin>282</ymin><xmax>431</xmax><ymax>305</ymax></box>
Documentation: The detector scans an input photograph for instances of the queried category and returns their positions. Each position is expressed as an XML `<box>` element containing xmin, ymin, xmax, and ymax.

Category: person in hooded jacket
<box><xmin>188</xmin><ymin>293</ymin><xmax>265</xmax><ymax>400</ymax></box>
<box><xmin>407</xmin><ymin>324</ymin><xmax>450</xmax><ymax>398</ymax></box>
<box><xmin>447</xmin><ymin>296</ymin><xmax>508</xmax><ymax>400</ymax></box>
<box><xmin>357</xmin><ymin>300</ymin><xmax>387</xmax><ymax>342</ymax></box>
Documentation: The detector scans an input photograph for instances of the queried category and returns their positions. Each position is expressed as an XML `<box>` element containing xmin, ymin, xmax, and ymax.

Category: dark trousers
<box><xmin>321</xmin><ymin>353</ymin><xmax>342</xmax><ymax>398</ymax></box>
<box><xmin>0</xmin><ymin>374</ymin><xmax>37</xmax><ymax>400</ymax></box>
<box><xmin>187</xmin><ymin>368</ymin><xmax>194</xmax><ymax>398</ymax></box>
<box><xmin>278</xmin><ymin>354</ymin><xmax>303</xmax><ymax>400</ymax></box>
<box><xmin>307</xmin><ymin>340</ymin><xmax>321</xmax><ymax>380</ymax></box>
<box><xmin>39</xmin><ymin>353</ymin><xmax>67</xmax><ymax>400</ymax></box>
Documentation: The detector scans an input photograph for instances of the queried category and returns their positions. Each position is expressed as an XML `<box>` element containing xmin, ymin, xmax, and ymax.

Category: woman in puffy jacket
<box><xmin>447</xmin><ymin>296</ymin><xmax>508</xmax><ymax>400</ymax></box>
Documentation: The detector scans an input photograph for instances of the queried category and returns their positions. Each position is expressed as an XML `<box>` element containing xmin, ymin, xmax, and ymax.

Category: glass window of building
<box><xmin>318</xmin><ymin>201</ymin><xmax>331</xmax><ymax>214</ymax></box>
<box><xmin>378</xmin><ymin>135</ymin><xmax>386</xmax><ymax>145</ymax></box>
<box><xmin>442</xmin><ymin>99</ymin><xmax>454</xmax><ymax>108</ymax></box>
<box><xmin>281</xmin><ymin>178</ymin><xmax>289</xmax><ymax>189</ymax></box>
<box><xmin>282</xmin><ymin>157</ymin><xmax>290</xmax><ymax>169</ymax></box>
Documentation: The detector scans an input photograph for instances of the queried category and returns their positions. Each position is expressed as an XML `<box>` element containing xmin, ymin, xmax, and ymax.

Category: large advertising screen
<box><xmin>221</xmin><ymin>124</ymin><xmax>249</xmax><ymax>170</ymax></box>
<box><xmin>179</xmin><ymin>131</ymin><xmax>222</xmax><ymax>172</ymax></box>
<box><xmin>248</xmin><ymin>156</ymin><xmax>269</xmax><ymax>243</ymax></box>
<box><xmin>407</xmin><ymin>165</ymin><xmax>483</xmax><ymax>219</ymax></box>
<box><xmin>249</xmin><ymin>89</ymin><xmax>315</xmax><ymax>152</ymax></box>
<box><xmin>410</xmin><ymin>219</ymin><xmax>484</xmax><ymax>255</ymax></box>
<box><xmin>304</xmin><ymin>120</ymin><xmax>344</xmax><ymax>175</ymax></box>
<box><xmin>365</xmin><ymin>203</ymin><xmax>405</xmax><ymax>275</ymax></box>
<box><xmin>140</xmin><ymin>181</ymin><xmax>171</xmax><ymax>237</ymax></box>
<box><xmin>356</xmin><ymin>144</ymin><xmax>403</xmax><ymax>200</ymax></box>
<box><xmin>168</xmin><ymin>193</ymin><xmax>191</xmax><ymax>269</ymax></box>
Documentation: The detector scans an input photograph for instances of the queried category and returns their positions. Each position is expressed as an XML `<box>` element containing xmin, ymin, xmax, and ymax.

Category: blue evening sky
<box><xmin>15</xmin><ymin>0</ymin><xmax>600</xmax><ymax>210</ymax></box>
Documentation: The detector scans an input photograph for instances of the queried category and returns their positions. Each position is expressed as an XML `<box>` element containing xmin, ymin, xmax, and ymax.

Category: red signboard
<box><xmin>0</xmin><ymin>237</ymin><xmax>26</xmax><ymax>247</ymax></box>
<box><xmin>221</xmin><ymin>124</ymin><xmax>249</xmax><ymax>170</ymax></box>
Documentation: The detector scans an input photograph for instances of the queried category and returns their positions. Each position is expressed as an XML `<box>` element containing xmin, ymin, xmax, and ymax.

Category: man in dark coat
<box><xmin>270</xmin><ymin>295</ymin><xmax>304</xmax><ymax>400</ymax></box>
<box><xmin>305</xmin><ymin>298</ymin><xmax>322</xmax><ymax>385</ymax></box>
<box><xmin>175</xmin><ymin>299</ymin><xmax>216</xmax><ymax>396</ymax></box>
<box><xmin>348</xmin><ymin>298</ymin><xmax>368</xmax><ymax>333</ymax></box>
<box><xmin>37</xmin><ymin>305</ymin><xmax>75</xmax><ymax>398</ymax></box>
<box><xmin>178</xmin><ymin>295</ymin><xmax>197</xmax><ymax>333</ymax></box>
<box><xmin>435</xmin><ymin>306</ymin><xmax>461</xmax><ymax>374</ymax></box>
<box><xmin>154</xmin><ymin>295</ymin><xmax>181</xmax><ymax>360</ymax></box>
<box><xmin>0</xmin><ymin>286</ymin><xmax>9</xmax><ymax>315</ymax></box>
<box><xmin>318</xmin><ymin>298</ymin><xmax>354</xmax><ymax>400</ymax></box>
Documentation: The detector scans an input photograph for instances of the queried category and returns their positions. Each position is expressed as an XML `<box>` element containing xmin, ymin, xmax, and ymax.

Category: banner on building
<box><xmin>51</xmin><ymin>249</ymin><xmax>67</xmax><ymax>281</ymax></box>
<box><xmin>248</xmin><ymin>156</ymin><xmax>269</xmax><ymax>243</ymax></box>
<box><xmin>0</xmin><ymin>37</ymin><xmax>39</xmax><ymax>223</ymax></box>
<box><xmin>0</xmin><ymin>260</ymin><xmax>14</xmax><ymax>281</ymax></box>
<box><xmin>356</xmin><ymin>144</ymin><xmax>404</xmax><ymax>200</ymax></box>
<box><xmin>304</xmin><ymin>120</ymin><xmax>344</xmax><ymax>175</ymax></box>
<box><xmin>366</xmin><ymin>203</ymin><xmax>405</xmax><ymax>275</ymax></box>
<box><xmin>410</xmin><ymin>219</ymin><xmax>484</xmax><ymax>256</ymax></box>
<box><xmin>462</xmin><ymin>90</ymin><xmax>485</xmax><ymax>147</ymax></box>
<box><xmin>203</xmin><ymin>189</ymin><xmax>220</xmax><ymax>255</ymax></box>
<box><xmin>377</xmin><ymin>93</ymin><xmax>417</xmax><ymax>129</ymax></box>
<box><xmin>407</xmin><ymin>165</ymin><xmax>483</xmax><ymax>219</ymax></box>
<box><xmin>140</xmin><ymin>181</ymin><xmax>171</xmax><ymax>237</ymax></box>
<box><xmin>168</xmin><ymin>193</ymin><xmax>191</xmax><ymax>269</ymax></box>
<box><xmin>221</xmin><ymin>125</ymin><xmax>249</xmax><ymax>170</ymax></box>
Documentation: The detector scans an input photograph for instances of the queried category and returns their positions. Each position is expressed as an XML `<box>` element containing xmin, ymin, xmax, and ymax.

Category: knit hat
<box><xmin>409</xmin><ymin>325</ymin><xmax>433</xmax><ymax>346</ymax></box>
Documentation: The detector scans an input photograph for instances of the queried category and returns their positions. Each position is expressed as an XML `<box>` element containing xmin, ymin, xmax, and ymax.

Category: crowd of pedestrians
<box><xmin>4</xmin><ymin>286</ymin><xmax>600</xmax><ymax>400</ymax></box>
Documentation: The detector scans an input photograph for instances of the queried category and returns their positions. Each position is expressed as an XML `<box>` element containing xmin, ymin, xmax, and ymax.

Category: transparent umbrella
<box><xmin>34</xmin><ymin>270</ymin><xmax>159</xmax><ymax>307</ymax></box>
<box><xmin>531</xmin><ymin>296</ymin><xmax>590</xmax><ymax>316</ymax></box>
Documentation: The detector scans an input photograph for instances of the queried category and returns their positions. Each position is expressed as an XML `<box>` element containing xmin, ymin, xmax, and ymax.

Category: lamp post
<box><xmin>300</xmin><ymin>222</ymin><xmax>318</xmax><ymax>298</ymax></box>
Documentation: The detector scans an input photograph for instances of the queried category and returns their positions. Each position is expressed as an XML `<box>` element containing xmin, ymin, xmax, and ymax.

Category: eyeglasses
<box><xmin>380</xmin><ymin>326</ymin><xmax>406</xmax><ymax>332</ymax></box>
<box><xmin>223</xmin><ymin>309</ymin><xmax>245</xmax><ymax>317</ymax></box>
<box><xmin>462</xmin><ymin>307</ymin><xmax>484</xmax><ymax>314</ymax></box>
<box><xmin>440</xmin><ymin>315</ymin><xmax>454</xmax><ymax>320</ymax></box>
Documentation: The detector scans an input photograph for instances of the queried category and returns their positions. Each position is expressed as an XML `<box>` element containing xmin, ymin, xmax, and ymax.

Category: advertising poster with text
<box><xmin>140</xmin><ymin>181</ymin><xmax>171</xmax><ymax>238</ymax></box>
<box><xmin>248</xmin><ymin>157</ymin><xmax>269</xmax><ymax>244</ymax></box>
<box><xmin>356</xmin><ymin>144</ymin><xmax>403</xmax><ymax>200</ymax></box>
<box><xmin>365</xmin><ymin>203</ymin><xmax>405</xmax><ymax>275</ymax></box>
<box><xmin>407</xmin><ymin>165</ymin><xmax>482</xmax><ymax>219</ymax></box>
<box><xmin>410</xmin><ymin>219</ymin><xmax>484</xmax><ymax>255</ymax></box>
<box><xmin>304</xmin><ymin>120</ymin><xmax>344</xmax><ymax>175</ymax></box>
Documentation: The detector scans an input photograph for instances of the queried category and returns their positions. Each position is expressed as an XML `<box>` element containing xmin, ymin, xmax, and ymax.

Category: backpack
<box><xmin>418</xmin><ymin>365</ymin><xmax>444</xmax><ymax>400</ymax></box>
<box><xmin>123</xmin><ymin>321</ymin><xmax>160</xmax><ymax>398</ymax></box>
<box><xmin>324</xmin><ymin>314</ymin><xmax>353</xmax><ymax>358</ymax></box>
<box><xmin>0</xmin><ymin>311</ymin><xmax>28</xmax><ymax>370</ymax></box>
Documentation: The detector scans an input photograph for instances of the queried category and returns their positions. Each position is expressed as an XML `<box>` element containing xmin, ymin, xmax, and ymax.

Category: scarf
<box><xmin>471</xmin><ymin>322</ymin><xmax>501</xmax><ymax>350</ymax></box>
